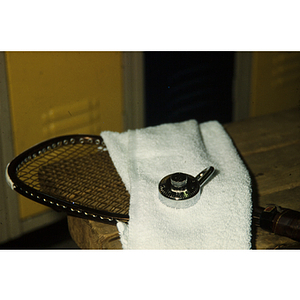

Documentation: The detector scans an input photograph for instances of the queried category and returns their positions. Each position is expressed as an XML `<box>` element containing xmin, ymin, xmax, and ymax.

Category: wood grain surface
<box><xmin>68</xmin><ymin>108</ymin><xmax>300</xmax><ymax>249</ymax></box>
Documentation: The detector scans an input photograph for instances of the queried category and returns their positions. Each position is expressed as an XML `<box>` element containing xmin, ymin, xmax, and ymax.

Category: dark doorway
<box><xmin>144</xmin><ymin>51</ymin><xmax>235</xmax><ymax>127</ymax></box>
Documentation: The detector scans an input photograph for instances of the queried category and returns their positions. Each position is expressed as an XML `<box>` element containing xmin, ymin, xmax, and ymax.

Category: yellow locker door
<box><xmin>250</xmin><ymin>52</ymin><xmax>300</xmax><ymax>117</ymax></box>
<box><xmin>5</xmin><ymin>51</ymin><xmax>124</xmax><ymax>220</ymax></box>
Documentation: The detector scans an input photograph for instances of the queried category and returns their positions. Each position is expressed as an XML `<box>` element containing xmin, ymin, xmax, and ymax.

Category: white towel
<box><xmin>101</xmin><ymin>120</ymin><xmax>252</xmax><ymax>249</ymax></box>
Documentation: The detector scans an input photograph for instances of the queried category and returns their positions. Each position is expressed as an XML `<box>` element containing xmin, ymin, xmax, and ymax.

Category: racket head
<box><xmin>6</xmin><ymin>134</ymin><xmax>130</xmax><ymax>224</ymax></box>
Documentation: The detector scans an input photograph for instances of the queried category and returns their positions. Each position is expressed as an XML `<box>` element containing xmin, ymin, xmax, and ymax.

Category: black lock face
<box><xmin>159</xmin><ymin>172</ymin><xmax>200</xmax><ymax>201</ymax></box>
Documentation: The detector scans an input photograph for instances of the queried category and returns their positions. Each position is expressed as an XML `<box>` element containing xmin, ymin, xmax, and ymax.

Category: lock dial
<box><xmin>158</xmin><ymin>166</ymin><xmax>215</xmax><ymax>209</ymax></box>
<box><xmin>159</xmin><ymin>172</ymin><xmax>199</xmax><ymax>201</ymax></box>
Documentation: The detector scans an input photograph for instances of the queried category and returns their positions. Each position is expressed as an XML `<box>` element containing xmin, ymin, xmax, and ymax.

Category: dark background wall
<box><xmin>144</xmin><ymin>51</ymin><xmax>235</xmax><ymax>126</ymax></box>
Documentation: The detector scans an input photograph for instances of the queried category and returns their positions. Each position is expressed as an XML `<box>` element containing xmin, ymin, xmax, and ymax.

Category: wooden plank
<box><xmin>226</xmin><ymin>108</ymin><xmax>300</xmax><ymax>249</ymax></box>
<box><xmin>69</xmin><ymin>186</ymin><xmax>300</xmax><ymax>250</ymax></box>
<box><xmin>69</xmin><ymin>108</ymin><xmax>300</xmax><ymax>249</ymax></box>
<box><xmin>253</xmin><ymin>186</ymin><xmax>300</xmax><ymax>249</ymax></box>
<box><xmin>68</xmin><ymin>216</ymin><xmax>121</xmax><ymax>250</ymax></box>
<box><xmin>224</xmin><ymin>108</ymin><xmax>300</xmax><ymax>155</ymax></box>
<box><xmin>244</xmin><ymin>142</ymin><xmax>300</xmax><ymax>198</ymax></box>
<box><xmin>258</xmin><ymin>186</ymin><xmax>300</xmax><ymax>211</ymax></box>
<box><xmin>254</xmin><ymin>227</ymin><xmax>300</xmax><ymax>250</ymax></box>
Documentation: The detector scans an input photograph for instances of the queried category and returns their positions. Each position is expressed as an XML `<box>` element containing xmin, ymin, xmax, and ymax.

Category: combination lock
<box><xmin>158</xmin><ymin>166</ymin><xmax>215</xmax><ymax>209</ymax></box>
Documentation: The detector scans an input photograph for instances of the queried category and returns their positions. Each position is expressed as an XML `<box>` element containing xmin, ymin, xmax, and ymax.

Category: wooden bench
<box><xmin>68</xmin><ymin>108</ymin><xmax>300</xmax><ymax>249</ymax></box>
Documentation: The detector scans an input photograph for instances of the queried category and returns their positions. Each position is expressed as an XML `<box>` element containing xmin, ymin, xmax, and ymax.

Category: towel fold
<box><xmin>101</xmin><ymin>120</ymin><xmax>252</xmax><ymax>249</ymax></box>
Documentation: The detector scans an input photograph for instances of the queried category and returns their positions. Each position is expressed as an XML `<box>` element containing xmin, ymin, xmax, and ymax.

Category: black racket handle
<box><xmin>254</xmin><ymin>206</ymin><xmax>300</xmax><ymax>242</ymax></box>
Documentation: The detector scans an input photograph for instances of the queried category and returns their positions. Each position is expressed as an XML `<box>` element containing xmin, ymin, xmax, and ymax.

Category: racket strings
<box><xmin>17</xmin><ymin>143</ymin><xmax>82</xmax><ymax>190</ymax></box>
<box><xmin>16</xmin><ymin>139</ymin><xmax>130</xmax><ymax>216</ymax></box>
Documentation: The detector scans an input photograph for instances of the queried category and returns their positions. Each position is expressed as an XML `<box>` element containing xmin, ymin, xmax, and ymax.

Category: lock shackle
<box><xmin>196</xmin><ymin>166</ymin><xmax>215</xmax><ymax>187</ymax></box>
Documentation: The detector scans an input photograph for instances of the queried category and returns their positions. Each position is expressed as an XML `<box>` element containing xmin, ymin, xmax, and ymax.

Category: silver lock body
<box><xmin>158</xmin><ymin>167</ymin><xmax>215</xmax><ymax>209</ymax></box>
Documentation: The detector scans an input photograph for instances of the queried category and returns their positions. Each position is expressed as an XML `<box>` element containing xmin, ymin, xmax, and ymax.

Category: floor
<box><xmin>0</xmin><ymin>217</ymin><xmax>80</xmax><ymax>249</ymax></box>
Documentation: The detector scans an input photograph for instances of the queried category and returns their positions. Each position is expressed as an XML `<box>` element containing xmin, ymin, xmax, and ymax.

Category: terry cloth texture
<box><xmin>101</xmin><ymin>120</ymin><xmax>252</xmax><ymax>249</ymax></box>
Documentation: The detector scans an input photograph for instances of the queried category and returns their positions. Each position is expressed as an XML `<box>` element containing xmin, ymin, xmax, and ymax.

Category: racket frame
<box><xmin>6</xmin><ymin>134</ymin><xmax>129</xmax><ymax>224</ymax></box>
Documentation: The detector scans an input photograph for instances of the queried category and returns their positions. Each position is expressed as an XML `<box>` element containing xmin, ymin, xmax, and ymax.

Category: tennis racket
<box><xmin>6</xmin><ymin>135</ymin><xmax>130</xmax><ymax>224</ymax></box>
<box><xmin>6</xmin><ymin>134</ymin><xmax>300</xmax><ymax>243</ymax></box>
